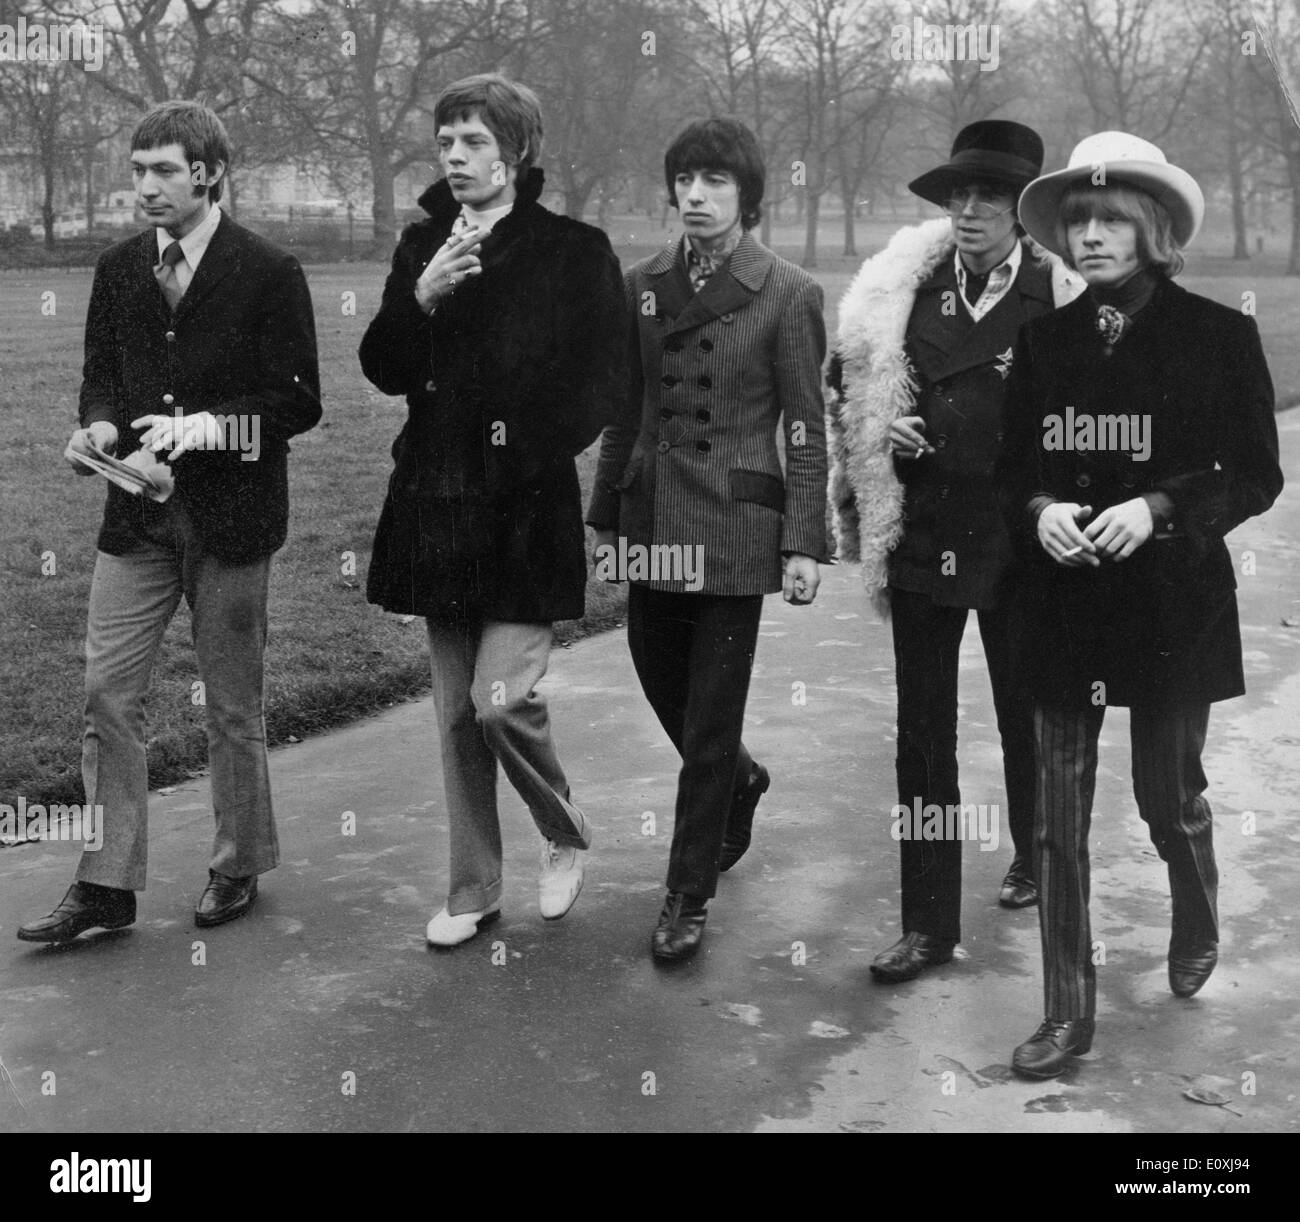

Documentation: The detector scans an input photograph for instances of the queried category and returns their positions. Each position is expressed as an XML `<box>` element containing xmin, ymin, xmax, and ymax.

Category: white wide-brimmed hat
<box><xmin>1018</xmin><ymin>131</ymin><xmax>1204</xmax><ymax>259</ymax></box>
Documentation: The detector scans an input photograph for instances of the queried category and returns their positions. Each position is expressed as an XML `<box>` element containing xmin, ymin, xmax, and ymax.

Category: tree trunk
<box><xmin>370</xmin><ymin>148</ymin><xmax>397</xmax><ymax>256</ymax></box>
<box><xmin>801</xmin><ymin>192</ymin><xmax>821</xmax><ymax>268</ymax></box>
<box><xmin>841</xmin><ymin>185</ymin><xmax>857</xmax><ymax>257</ymax></box>
<box><xmin>42</xmin><ymin>161</ymin><xmax>56</xmax><ymax>250</ymax></box>
<box><xmin>84</xmin><ymin>146</ymin><xmax>96</xmax><ymax>233</ymax></box>
<box><xmin>1289</xmin><ymin>157</ymin><xmax>1300</xmax><ymax>275</ymax></box>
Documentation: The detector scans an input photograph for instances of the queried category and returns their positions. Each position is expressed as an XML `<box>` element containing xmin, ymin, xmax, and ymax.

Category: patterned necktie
<box><xmin>154</xmin><ymin>241</ymin><xmax>185</xmax><ymax>313</ymax></box>
<box><xmin>1096</xmin><ymin>303</ymin><xmax>1129</xmax><ymax>349</ymax></box>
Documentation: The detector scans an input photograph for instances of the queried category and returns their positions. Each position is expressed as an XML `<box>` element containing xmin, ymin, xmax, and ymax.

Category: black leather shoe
<box><xmin>195</xmin><ymin>871</ymin><xmax>258</xmax><ymax>928</ymax></box>
<box><xmin>1012</xmin><ymin>1017</ymin><xmax>1095</xmax><ymax>1079</ymax></box>
<box><xmin>16</xmin><ymin>882</ymin><xmax>135</xmax><ymax>943</ymax></box>
<box><xmin>868</xmin><ymin>931</ymin><xmax>955</xmax><ymax>983</ymax></box>
<box><xmin>651</xmin><ymin>891</ymin><xmax>708</xmax><ymax>963</ymax></box>
<box><xmin>719</xmin><ymin>763</ymin><xmax>771</xmax><ymax>872</ymax></box>
<box><xmin>999</xmin><ymin>854</ymin><xmax>1038</xmax><ymax>908</ymax></box>
<box><xmin>1169</xmin><ymin>940</ymin><xmax>1218</xmax><ymax>998</ymax></box>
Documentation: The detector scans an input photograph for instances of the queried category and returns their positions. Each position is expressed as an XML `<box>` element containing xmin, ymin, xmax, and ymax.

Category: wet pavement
<box><xmin>2</xmin><ymin>416</ymin><xmax>1298</xmax><ymax>1134</ymax></box>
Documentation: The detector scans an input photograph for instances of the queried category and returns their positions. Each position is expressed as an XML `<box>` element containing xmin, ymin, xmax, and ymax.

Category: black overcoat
<box><xmin>359</xmin><ymin>168</ymin><xmax>625</xmax><ymax>624</ymax></box>
<box><xmin>997</xmin><ymin>277</ymin><xmax>1283</xmax><ymax>707</ymax></box>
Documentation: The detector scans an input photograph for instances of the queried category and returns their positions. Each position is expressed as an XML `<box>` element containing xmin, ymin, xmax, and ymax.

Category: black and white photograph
<box><xmin>0</xmin><ymin>0</ymin><xmax>1296</xmax><ymax>1179</ymax></box>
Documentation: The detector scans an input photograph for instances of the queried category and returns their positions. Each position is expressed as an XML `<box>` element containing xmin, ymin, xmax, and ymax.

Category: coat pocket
<box><xmin>729</xmin><ymin>468</ymin><xmax>784</xmax><ymax>512</ymax></box>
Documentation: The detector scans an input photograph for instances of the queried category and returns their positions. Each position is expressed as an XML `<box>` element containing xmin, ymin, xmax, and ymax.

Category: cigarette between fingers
<box><xmin>1061</xmin><ymin>545</ymin><xmax>1083</xmax><ymax>557</ymax></box>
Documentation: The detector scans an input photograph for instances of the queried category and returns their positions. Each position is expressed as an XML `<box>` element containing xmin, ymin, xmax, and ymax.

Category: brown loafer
<box><xmin>195</xmin><ymin>871</ymin><xmax>258</xmax><ymax>928</ymax></box>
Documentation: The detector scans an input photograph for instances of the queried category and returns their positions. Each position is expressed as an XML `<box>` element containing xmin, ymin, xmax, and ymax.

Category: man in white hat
<box><xmin>998</xmin><ymin>131</ymin><xmax>1283</xmax><ymax>1078</ymax></box>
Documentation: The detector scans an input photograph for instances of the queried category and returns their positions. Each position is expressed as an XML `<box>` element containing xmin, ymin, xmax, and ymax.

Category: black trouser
<box><xmin>627</xmin><ymin>585</ymin><xmax>762</xmax><ymax>899</ymax></box>
<box><xmin>1034</xmin><ymin>701</ymin><xmax>1218</xmax><ymax>1020</ymax></box>
<box><xmin>890</xmin><ymin>587</ymin><xmax>1036</xmax><ymax>943</ymax></box>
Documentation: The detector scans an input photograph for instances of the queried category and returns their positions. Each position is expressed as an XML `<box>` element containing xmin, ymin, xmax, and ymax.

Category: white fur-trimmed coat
<box><xmin>827</xmin><ymin>219</ymin><xmax>1083</xmax><ymax>618</ymax></box>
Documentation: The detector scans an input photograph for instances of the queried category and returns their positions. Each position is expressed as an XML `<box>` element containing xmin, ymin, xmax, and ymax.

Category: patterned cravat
<box><xmin>154</xmin><ymin>241</ymin><xmax>185</xmax><ymax>313</ymax></box>
<box><xmin>1096</xmin><ymin>303</ymin><xmax>1129</xmax><ymax>348</ymax></box>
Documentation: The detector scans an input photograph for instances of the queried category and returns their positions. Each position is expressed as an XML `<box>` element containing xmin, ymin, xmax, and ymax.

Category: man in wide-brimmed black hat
<box><xmin>828</xmin><ymin>120</ymin><xmax>1083</xmax><ymax>984</ymax></box>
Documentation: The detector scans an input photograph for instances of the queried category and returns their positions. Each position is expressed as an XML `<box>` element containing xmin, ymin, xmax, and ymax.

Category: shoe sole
<box><xmin>16</xmin><ymin>914</ymin><xmax>134</xmax><ymax>943</ymax></box>
<box><xmin>651</xmin><ymin>940</ymin><xmax>702</xmax><ymax>964</ymax></box>
<box><xmin>540</xmin><ymin>873</ymin><xmax>582</xmax><ymax>922</ymax></box>
<box><xmin>999</xmin><ymin>894</ymin><xmax>1039</xmax><ymax>909</ymax></box>
<box><xmin>426</xmin><ymin>907</ymin><xmax>501</xmax><ymax>948</ymax></box>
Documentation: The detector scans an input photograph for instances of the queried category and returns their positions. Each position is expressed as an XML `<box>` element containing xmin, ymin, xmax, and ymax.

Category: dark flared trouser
<box><xmin>889</xmin><ymin>587</ymin><xmax>1037</xmax><ymax>943</ymax></box>
<box><xmin>626</xmin><ymin>585</ymin><xmax>763</xmax><ymax>899</ymax></box>
<box><xmin>1034</xmin><ymin>701</ymin><xmax>1218</xmax><ymax>1020</ymax></box>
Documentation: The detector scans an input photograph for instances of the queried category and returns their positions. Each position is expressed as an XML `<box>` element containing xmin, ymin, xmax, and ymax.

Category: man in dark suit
<box><xmin>828</xmin><ymin>122</ymin><xmax>1083</xmax><ymax>984</ymax></box>
<box><xmin>587</xmin><ymin>118</ymin><xmax>829</xmax><ymax>963</ymax></box>
<box><xmin>18</xmin><ymin>101</ymin><xmax>321</xmax><ymax>943</ymax></box>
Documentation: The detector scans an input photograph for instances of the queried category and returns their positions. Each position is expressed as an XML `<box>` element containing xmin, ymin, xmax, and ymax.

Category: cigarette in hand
<box><xmin>1061</xmin><ymin>545</ymin><xmax>1083</xmax><ymax>557</ymax></box>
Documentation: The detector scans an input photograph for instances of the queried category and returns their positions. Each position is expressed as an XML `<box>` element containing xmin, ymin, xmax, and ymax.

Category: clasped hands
<box><xmin>1037</xmin><ymin>499</ymin><xmax>1154</xmax><ymax>566</ymax></box>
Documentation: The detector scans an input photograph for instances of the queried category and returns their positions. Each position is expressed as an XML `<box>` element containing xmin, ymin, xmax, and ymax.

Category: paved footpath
<box><xmin>2</xmin><ymin>417</ymin><xmax>1298</xmax><ymax>1134</ymax></box>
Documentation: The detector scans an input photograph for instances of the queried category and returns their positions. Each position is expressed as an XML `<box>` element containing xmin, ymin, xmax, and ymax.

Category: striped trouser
<box><xmin>1033</xmin><ymin>701</ymin><xmax>1218</xmax><ymax>1020</ymax></box>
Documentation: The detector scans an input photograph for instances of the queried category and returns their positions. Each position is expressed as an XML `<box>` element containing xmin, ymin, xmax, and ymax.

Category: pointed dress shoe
<box><xmin>1169</xmin><ymin>940</ymin><xmax>1218</xmax><ymax>998</ymax></box>
<box><xmin>999</xmin><ymin>853</ymin><xmax>1038</xmax><ymax>908</ymax></box>
<box><xmin>16</xmin><ymin>882</ymin><xmax>136</xmax><ymax>943</ymax></box>
<box><xmin>719</xmin><ymin>763</ymin><xmax>771</xmax><ymax>872</ymax></box>
<box><xmin>1012</xmin><ymin>1017</ymin><xmax>1095</xmax><ymax>1079</ymax></box>
<box><xmin>869</xmin><ymin>931</ymin><xmax>955</xmax><ymax>983</ymax></box>
<box><xmin>194</xmin><ymin>871</ymin><xmax>258</xmax><ymax>928</ymax></box>
<box><xmin>426</xmin><ymin>904</ymin><xmax>501</xmax><ymax>948</ymax></box>
<box><xmin>651</xmin><ymin>891</ymin><xmax>708</xmax><ymax>963</ymax></box>
<box><xmin>538</xmin><ymin>839</ymin><xmax>585</xmax><ymax>920</ymax></box>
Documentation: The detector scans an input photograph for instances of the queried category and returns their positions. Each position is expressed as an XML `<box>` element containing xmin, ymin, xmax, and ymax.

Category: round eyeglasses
<box><xmin>943</xmin><ymin>196</ymin><xmax>1015</xmax><ymax>220</ymax></box>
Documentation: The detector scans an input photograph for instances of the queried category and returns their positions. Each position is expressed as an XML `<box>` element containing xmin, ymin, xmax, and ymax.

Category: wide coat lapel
<box><xmin>171</xmin><ymin>213</ymin><xmax>240</xmax><ymax>326</ymax></box>
<box><xmin>659</xmin><ymin>231</ymin><xmax>773</xmax><ymax>336</ymax></box>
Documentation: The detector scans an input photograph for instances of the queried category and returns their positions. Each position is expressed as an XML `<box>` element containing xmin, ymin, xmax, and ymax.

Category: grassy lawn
<box><xmin>2</xmin><ymin>214</ymin><xmax>1298</xmax><ymax>813</ymax></box>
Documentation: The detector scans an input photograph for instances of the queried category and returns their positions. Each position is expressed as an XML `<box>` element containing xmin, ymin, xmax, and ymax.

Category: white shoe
<box><xmin>425</xmin><ymin>903</ymin><xmax>501</xmax><ymax>947</ymax></box>
<box><xmin>538</xmin><ymin>840</ymin><xmax>585</xmax><ymax>920</ymax></box>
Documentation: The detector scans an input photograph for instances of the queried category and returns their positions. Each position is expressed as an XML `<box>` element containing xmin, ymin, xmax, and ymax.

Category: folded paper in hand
<box><xmin>66</xmin><ymin>438</ymin><xmax>174</xmax><ymax>503</ymax></box>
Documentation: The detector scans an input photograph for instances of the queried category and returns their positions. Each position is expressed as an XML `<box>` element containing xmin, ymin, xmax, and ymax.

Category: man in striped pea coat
<box><xmin>587</xmin><ymin>118</ymin><xmax>829</xmax><ymax>963</ymax></box>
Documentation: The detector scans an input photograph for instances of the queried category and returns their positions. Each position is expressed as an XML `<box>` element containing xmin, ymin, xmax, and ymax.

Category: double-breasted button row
<box><xmin>663</xmin><ymin>337</ymin><xmax>714</xmax><ymax>354</ymax></box>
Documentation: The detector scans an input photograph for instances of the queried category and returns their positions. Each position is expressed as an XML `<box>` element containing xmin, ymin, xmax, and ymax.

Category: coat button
<box><xmin>661</xmin><ymin>374</ymin><xmax>679</xmax><ymax>388</ymax></box>
<box><xmin>425</xmin><ymin>380</ymin><xmax>436</xmax><ymax>392</ymax></box>
<box><xmin>665</xmin><ymin>339</ymin><xmax>683</xmax><ymax>353</ymax></box>
<box><xmin>721</xmin><ymin>312</ymin><xmax>735</xmax><ymax>323</ymax></box>
<box><xmin>162</xmin><ymin>393</ymin><xmax>174</xmax><ymax>406</ymax></box>
<box><xmin>657</xmin><ymin>441</ymin><xmax>671</xmax><ymax>453</ymax></box>
<box><xmin>165</xmin><ymin>330</ymin><xmax>176</xmax><ymax>342</ymax></box>
<box><xmin>1121</xmin><ymin>474</ymin><xmax>1135</xmax><ymax>488</ymax></box>
<box><xmin>1076</xmin><ymin>472</ymin><xmax>1092</xmax><ymax>488</ymax></box>
<box><xmin>660</xmin><ymin>409</ymin><xmax>673</xmax><ymax>420</ymax></box>
<box><xmin>697</xmin><ymin>375</ymin><xmax>712</xmax><ymax>389</ymax></box>
<box><xmin>699</xmin><ymin>338</ymin><xmax>713</xmax><ymax>352</ymax></box>
<box><xmin>939</xmin><ymin>485</ymin><xmax>950</xmax><ymax>499</ymax></box>
<box><xmin>696</xmin><ymin>409</ymin><xmax>710</xmax><ymax>422</ymax></box>
<box><xmin>935</xmin><ymin>434</ymin><xmax>948</xmax><ymax>448</ymax></box>
<box><xmin>696</xmin><ymin>440</ymin><xmax>711</xmax><ymax>453</ymax></box>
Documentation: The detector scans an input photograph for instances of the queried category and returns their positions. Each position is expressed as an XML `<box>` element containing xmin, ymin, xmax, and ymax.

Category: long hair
<box><xmin>1056</xmin><ymin>182</ymin><xmax>1185</xmax><ymax>277</ymax></box>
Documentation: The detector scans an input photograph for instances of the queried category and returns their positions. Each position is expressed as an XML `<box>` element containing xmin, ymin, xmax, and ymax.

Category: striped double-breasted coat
<box><xmin>586</xmin><ymin>232</ymin><xmax>830</xmax><ymax>589</ymax></box>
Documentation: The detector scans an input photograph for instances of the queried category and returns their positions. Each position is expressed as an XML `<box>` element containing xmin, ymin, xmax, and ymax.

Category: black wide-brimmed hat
<box><xmin>908</xmin><ymin>120</ymin><xmax>1045</xmax><ymax>207</ymax></box>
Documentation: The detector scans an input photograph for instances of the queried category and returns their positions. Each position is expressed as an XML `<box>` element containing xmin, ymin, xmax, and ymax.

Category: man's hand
<box><xmin>783</xmin><ymin>553</ymin><xmax>821</xmax><ymax>605</ymax></box>
<box><xmin>132</xmin><ymin>412</ymin><xmax>222</xmax><ymax>462</ymax></box>
<box><xmin>592</xmin><ymin>528</ymin><xmax>619</xmax><ymax>582</ymax></box>
<box><xmin>65</xmin><ymin>421</ymin><xmax>118</xmax><ymax>473</ymax></box>
<box><xmin>1084</xmin><ymin>496</ymin><xmax>1154</xmax><ymax>561</ymax></box>
<box><xmin>414</xmin><ymin>228</ymin><xmax>486</xmax><ymax>314</ymax></box>
<box><xmin>888</xmin><ymin>415</ymin><xmax>934</xmax><ymax>460</ymax></box>
<box><xmin>1037</xmin><ymin>502</ymin><xmax>1100</xmax><ymax>567</ymax></box>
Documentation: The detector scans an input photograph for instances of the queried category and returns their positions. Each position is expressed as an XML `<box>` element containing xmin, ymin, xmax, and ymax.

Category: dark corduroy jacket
<box><xmin>997</xmin><ymin>276</ymin><xmax>1283</xmax><ymax>707</ymax></box>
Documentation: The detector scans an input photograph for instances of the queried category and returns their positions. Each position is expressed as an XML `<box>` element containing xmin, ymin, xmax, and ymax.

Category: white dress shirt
<box><xmin>954</xmin><ymin>238</ymin><xmax>1022</xmax><ymax>322</ymax></box>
